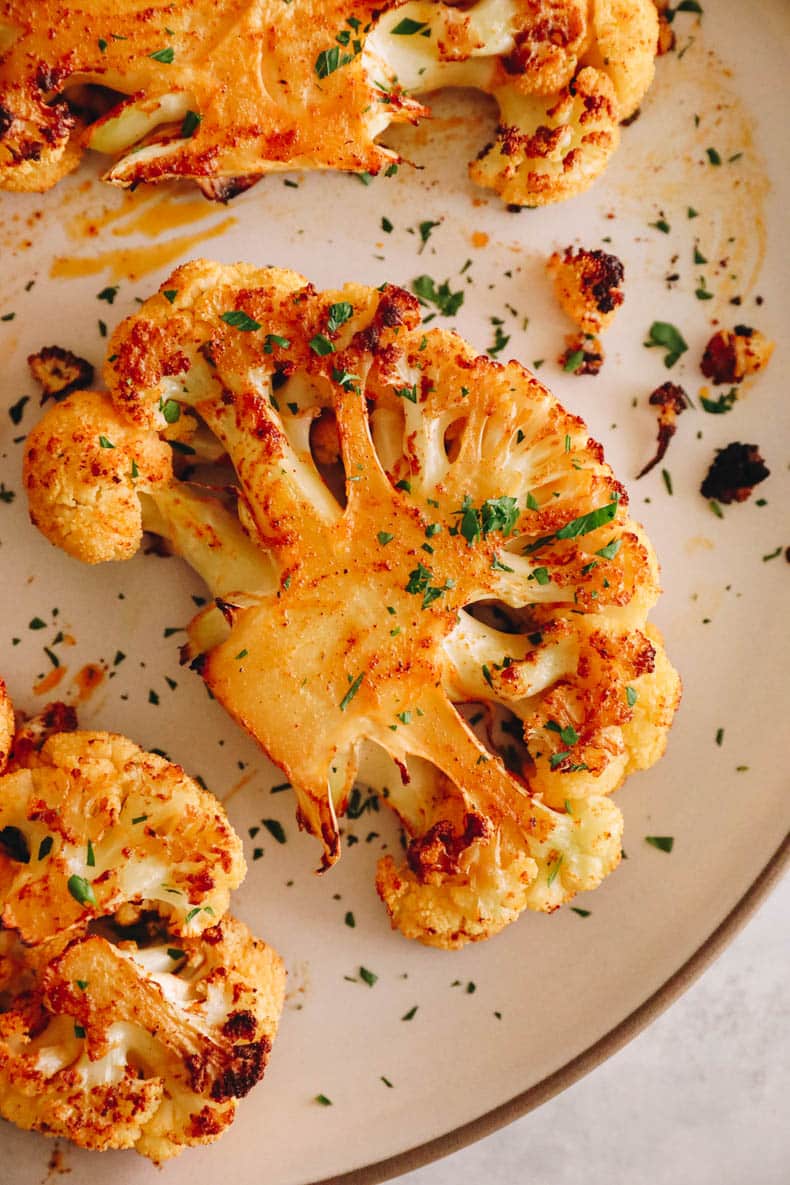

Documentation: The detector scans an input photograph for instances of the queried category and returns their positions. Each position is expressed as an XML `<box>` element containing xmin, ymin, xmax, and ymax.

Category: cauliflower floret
<box><xmin>0</xmin><ymin>693</ymin><xmax>284</xmax><ymax>1159</ymax></box>
<box><xmin>0</xmin><ymin>727</ymin><xmax>245</xmax><ymax>943</ymax></box>
<box><xmin>0</xmin><ymin>914</ymin><xmax>285</xmax><ymax>1161</ymax></box>
<box><xmin>23</xmin><ymin>390</ymin><xmax>173</xmax><ymax>563</ymax></box>
<box><xmin>700</xmin><ymin>326</ymin><xmax>775</xmax><ymax>385</ymax></box>
<box><xmin>548</xmin><ymin>246</ymin><xmax>625</xmax><ymax>334</ymax></box>
<box><xmin>0</xmin><ymin>0</ymin><xmax>657</xmax><ymax>206</ymax></box>
<box><xmin>26</xmin><ymin>259</ymin><xmax>680</xmax><ymax>947</ymax></box>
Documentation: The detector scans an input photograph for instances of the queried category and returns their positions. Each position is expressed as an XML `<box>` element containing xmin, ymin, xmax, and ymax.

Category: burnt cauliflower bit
<box><xmin>700</xmin><ymin>442</ymin><xmax>770</xmax><ymax>505</ymax></box>
<box><xmin>24</xmin><ymin>259</ymin><xmax>681</xmax><ymax>949</ymax></box>
<box><xmin>700</xmin><ymin>326</ymin><xmax>774</xmax><ymax>386</ymax></box>
<box><xmin>636</xmin><ymin>381</ymin><xmax>689</xmax><ymax>479</ymax></box>
<box><xmin>559</xmin><ymin>333</ymin><xmax>604</xmax><ymax>376</ymax></box>
<box><xmin>28</xmin><ymin>346</ymin><xmax>95</xmax><ymax>403</ymax></box>
<box><xmin>548</xmin><ymin>246</ymin><xmax>625</xmax><ymax>334</ymax></box>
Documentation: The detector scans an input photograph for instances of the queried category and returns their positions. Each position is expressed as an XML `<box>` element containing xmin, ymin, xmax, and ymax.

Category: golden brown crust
<box><xmin>0</xmin><ymin>707</ymin><xmax>284</xmax><ymax>1160</ymax></box>
<box><xmin>33</xmin><ymin>257</ymin><xmax>681</xmax><ymax>948</ymax></box>
<box><xmin>700</xmin><ymin>326</ymin><xmax>775</xmax><ymax>386</ymax></box>
<box><xmin>23</xmin><ymin>389</ymin><xmax>173</xmax><ymax>563</ymax></box>
<box><xmin>0</xmin><ymin>0</ymin><xmax>658</xmax><ymax>205</ymax></box>
<box><xmin>548</xmin><ymin>245</ymin><xmax>625</xmax><ymax>334</ymax></box>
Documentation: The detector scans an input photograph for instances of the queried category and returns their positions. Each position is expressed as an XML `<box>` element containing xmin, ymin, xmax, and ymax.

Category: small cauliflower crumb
<box><xmin>700</xmin><ymin>442</ymin><xmax>770</xmax><ymax>504</ymax></box>
<box><xmin>700</xmin><ymin>326</ymin><xmax>774</xmax><ymax>385</ymax></box>
<box><xmin>548</xmin><ymin>246</ymin><xmax>625</xmax><ymax>335</ymax></box>
<box><xmin>558</xmin><ymin>332</ymin><xmax>605</xmax><ymax>376</ymax></box>
<box><xmin>27</xmin><ymin>345</ymin><xmax>95</xmax><ymax>402</ymax></box>
<box><xmin>636</xmin><ymin>381</ymin><xmax>689</xmax><ymax>478</ymax></box>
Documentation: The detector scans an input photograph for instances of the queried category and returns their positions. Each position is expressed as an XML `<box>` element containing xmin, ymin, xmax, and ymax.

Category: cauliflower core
<box><xmin>25</xmin><ymin>260</ymin><xmax>680</xmax><ymax>948</ymax></box>
<box><xmin>0</xmin><ymin>701</ymin><xmax>285</xmax><ymax>1160</ymax></box>
<box><xmin>0</xmin><ymin>0</ymin><xmax>658</xmax><ymax>207</ymax></box>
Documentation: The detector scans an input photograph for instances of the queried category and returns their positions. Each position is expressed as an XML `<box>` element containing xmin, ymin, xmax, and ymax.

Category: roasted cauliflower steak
<box><xmin>0</xmin><ymin>0</ymin><xmax>658</xmax><ymax>206</ymax></box>
<box><xmin>24</xmin><ymin>259</ymin><xmax>680</xmax><ymax>948</ymax></box>
<box><xmin>0</xmin><ymin>698</ymin><xmax>285</xmax><ymax>1160</ymax></box>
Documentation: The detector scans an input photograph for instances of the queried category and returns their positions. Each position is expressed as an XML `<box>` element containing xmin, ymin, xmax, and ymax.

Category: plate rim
<box><xmin>312</xmin><ymin>835</ymin><xmax>788</xmax><ymax>1185</ymax></box>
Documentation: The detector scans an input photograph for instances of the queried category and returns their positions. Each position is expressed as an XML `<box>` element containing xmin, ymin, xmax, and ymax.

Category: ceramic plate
<box><xmin>1</xmin><ymin>2</ymin><xmax>788</xmax><ymax>1182</ymax></box>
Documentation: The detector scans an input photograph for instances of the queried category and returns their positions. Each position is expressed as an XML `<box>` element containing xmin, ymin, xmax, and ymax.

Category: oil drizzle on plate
<box><xmin>49</xmin><ymin>216</ymin><xmax>236</xmax><ymax>282</ymax></box>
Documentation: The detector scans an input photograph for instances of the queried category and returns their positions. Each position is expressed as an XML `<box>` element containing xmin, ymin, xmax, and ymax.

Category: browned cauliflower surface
<box><xmin>25</xmin><ymin>260</ymin><xmax>681</xmax><ymax>948</ymax></box>
<box><xmin>0</xmin><ymin>699</ymin><xmax>285</xmax><ymax>1160</ymax></box>
<box><xmin>0</xmin><ymin>0</ymin><xmax>658</xmax><ymax>206</ymax></box>
<box><xmin>0</xmin><ymin>728</ymin><xmax>245</xmax><ymax>943</ymax></box>
<box><xmin>547</xmin><ymin>245</ymin><xmax>625</xmax><ymax>334</ymax></box>
<box><xmin>700</xmin><ymin>325</ymin><xmax>775</xmax><ymax>385</ymax></box>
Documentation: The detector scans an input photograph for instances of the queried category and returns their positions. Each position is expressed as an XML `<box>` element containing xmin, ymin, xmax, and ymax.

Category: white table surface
<box><xmin>394</xmin><ymin>871</ymin><xmax>789</xmax><ymax>1185</ymax></box>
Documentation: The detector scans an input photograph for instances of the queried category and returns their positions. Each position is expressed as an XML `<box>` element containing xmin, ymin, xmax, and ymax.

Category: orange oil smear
<box><xmin>67</xmin><ymin>188</ymin><xmax>143</xmax><ymax>240</ymax></box>
<box><xmin>612</xmin><ymin>42</ymin><xmax>769</xmax><ymax>307</ymax></box>
<box><xmin>219</xmin><ymin>769</ymin><xmax>257</xmax><ymax>805</ymax></box>
<box><xmin>112</xmin><ymin>195</ymin><xmax>216</xmax><ymax>239</ymax></box>
<box><xmin>34</xmin><ymin>666</ymin><xmax>67</xmax><ymax>696</ymax></box>
<box><xmin>73</xmin><ymin>662</ymin><xmax>105</xmax><ymax>704</ymax></box>
<box><xmin>50</xmin><ymin>217</ymin><xmax>236</xmax><ymax>282</ymax></box>
<box><xmin>471</xmin><ymin>231</ymin><xmax>489</xmax><ymax>248</ymax></box>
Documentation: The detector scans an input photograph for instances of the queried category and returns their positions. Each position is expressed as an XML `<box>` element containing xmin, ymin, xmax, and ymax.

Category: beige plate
<box><xmin>0</xmin><ymin>1</ymin><xmax>788</xmax><ymax>1181</ymax></box>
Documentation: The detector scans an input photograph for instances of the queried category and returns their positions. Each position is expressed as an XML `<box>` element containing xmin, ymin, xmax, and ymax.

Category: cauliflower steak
<box><xmin>0</xmin><ymin>0</ymin><xmax>658</xmax><ymax>206</ymax></box>
<box><xmin>0</xmin><ymin>693</ymin><xmax>285</xmax><ymax>1160</ymax></box>
<box><xmin>24</xmin><ymin>260</ymin><xmax>681</xmax><ymax>948</ymax></box>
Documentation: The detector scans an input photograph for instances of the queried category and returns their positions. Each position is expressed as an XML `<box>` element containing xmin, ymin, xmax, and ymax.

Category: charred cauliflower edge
<box><xmin>0</xmin><ymin>0</ymin><xmax>657</xmax><ymax>206</ymax></box>
<box><xmin>0</xmin><ymin>686</ymin><xmax>285</xmax><ymax>1161</ymax></box>
<box><xmin>23</xmin><ymin>259</ymin><xmax>681</xmax><ymax>949</ymax></box>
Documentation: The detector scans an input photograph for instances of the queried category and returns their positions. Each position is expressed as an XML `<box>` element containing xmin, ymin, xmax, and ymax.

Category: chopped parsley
<box><xmin>180</xmin><ymin>110</ymin><xmax>202</xmax><ymax>138</ymax></box>
<box><xmin>644</xmin><ymin>321</ymin><xmax>688</xmax><ymax>368</ymax></box>
<box><xmin>327</xmin><ymin>302</ymin><xmax>353</xmax><ymax>332</ymax></box>
<box><xmin>405</xmin><ymin>562</ymin><xmax>454</xmax><ymax>609</ymax></box>
<box><xmin>339</xmin><ymin>671</ymin><xmax>365</xmax><ymax>711</ymax></box>
<box><xmin>391</xmin><ymin>16</ymin><xmax>430</xmax><ymax>34</ymax></box>
<box><xmin>359</xmin><ymin>966</ymin><xmax>378</xmax><ymax>987</ymax></box>
<box><xmin>546</xmin><ymin>855</ymin><xmax>563</xmax><ymax>887</ymax></box>
<box><xmin>263</xmin><ymin>819</ymin><xmax>286</xmax><ymax>844</ymax></box>
<box><xmin>149</xmin><ymin>46</ymin><xmax>175</xmax><ymax>63</ymax></box>
<box><xmin>645</xmin><ymin>835</ymin><xmax>674</xmax><ymax>852</ymax></box>
<box><xmin>220</xmin><ymin>310</ymin><xmax>261</xmax><ymax>332</ymax></box>
<box><xmin>264</xmin><ymin>333</ymin><xmax>290</xmax><ymax>353</ymax></box>
<box><xmin>411</xmin><ymin>275</ymin><xmax>464</xmax><ymax>317</ymax></box>
<box><xmin>309</xmin><ymin>333</ymin><xmax>335</xmax><ymax>356</ymax></box>
<box><xmin>700</xmin><ymin>389</ymin><xmax>737</xmax><ymax>414</ymax></box>
<box><xmin>67</xmin><ymin>875</ymin><xmax>96</xmax><ymax>907</ymax></box>
<box><xmin>9</xmin><ymin>395</ymin><xmax>29</xmax><ymax>425</ymax></box>
<box><xmin>315</xmin><ymin>46</ymin><xmax>353</xmax><ymax>78</ymax></box>
<box><xmin>563</xmin><ymin>349</ymin><xmax>585</xmax><ymax>373</ymax></box>
<box><xmin>454</xmin><ymin>494</ymin><xmax>519</xmax><ymax>545</ymax></box>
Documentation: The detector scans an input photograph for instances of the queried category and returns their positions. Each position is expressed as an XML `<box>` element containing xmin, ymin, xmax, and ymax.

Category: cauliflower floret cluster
<box><xmin>0</xmin><ymin>0</ymin><xmax>657</xmax><ymax>206</ymax></box>
<box><xmin>24</xmin><ymin>259</ymin><xmax>680</xmax><ymax>949</ymax></box>
<box><xmin>547</xmin><ymin>244</ymin><xmax>626</xmax><ymax>374</ymax></box>
<box><xmin>0</xmin><ymin>691</ymin><xmax>285</xmax><ymax>1160</ymax></box>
